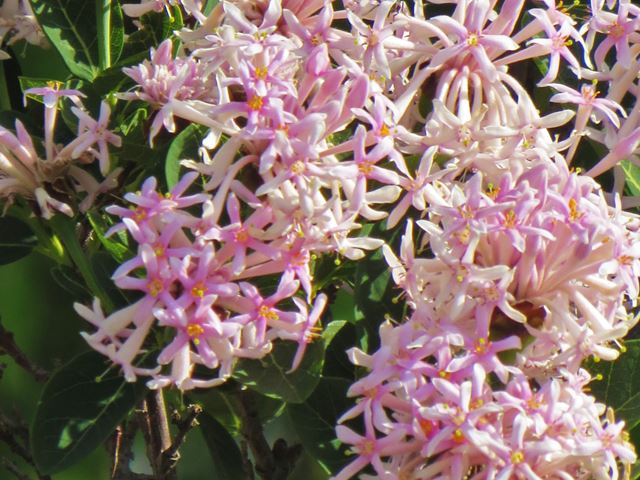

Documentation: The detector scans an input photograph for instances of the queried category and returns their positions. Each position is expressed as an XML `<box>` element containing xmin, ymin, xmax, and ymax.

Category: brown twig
<box><xmin>235</xmin><ymin>389</ymin><xmax>302</xmax><ymax>480</ymax></box>
<box><xmin>0</xmin><ymin>319</ymin><xmax>48</xmax><ymax>382</ymax></box>
<box><xmin>159</xmin><ymin>403</ymin><xmax>202</xmax><ymax>474</ymax></box>
<box><xmin>138</xmin><ymin>389</ymin><xmax>178</xmax><ymax>480</ymax></box>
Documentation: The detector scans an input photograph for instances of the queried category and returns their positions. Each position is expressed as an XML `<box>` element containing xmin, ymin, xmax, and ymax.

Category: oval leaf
<box><xmin>165</xmin><ymin>124</ymin><xmax>207</xmax><ymax>188</ymax></box>
<box><xmin>31</xmin><ymin>351</ymin><xmax>146</xmax><ymax>474</ymax></box>
<box><xmin>588</xmin><ymin>339</ymin><xmax>640</xmax><ymax>430</ymax></box>
<box><xmin>287</xmin><ymin>377</ymin><xmax>352</xmax><ymax>474</ymax></box>
<box><xmin>31</xmin><ymin>0</ymin><xmax>101</xmax><ymax>80</ymax></box>
<box><xmin>232</xmin><ymin>321</ymin><xmax>345</xmax><ymax>403</ymax></box>
<box><xmin>199</xmin><ymin>413</ymin><xmax>245</xmax><ymax>480</ymax></box>
<box><xmin>0</xmin><ymin>216</ymin><xmax>37</xmax><ymax>265</ymax></box>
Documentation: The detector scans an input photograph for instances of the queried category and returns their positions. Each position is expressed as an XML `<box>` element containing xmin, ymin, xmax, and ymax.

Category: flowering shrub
<box><xmin>2</xmin><ymin>0</ymin><xmax>640</xmax><ymax>479</ymax></box>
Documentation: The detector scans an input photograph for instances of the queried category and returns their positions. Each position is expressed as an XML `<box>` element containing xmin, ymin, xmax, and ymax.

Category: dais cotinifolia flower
<box><xmin>71</xmin><ymin>0</ymin><xmax>640</xmax><ymax>477</ymax></box>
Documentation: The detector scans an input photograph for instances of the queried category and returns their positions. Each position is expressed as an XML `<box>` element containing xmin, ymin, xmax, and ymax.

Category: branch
<box><xmin>160</xmin><ymin>404</ymin><xmax>202</xmax><ymax>473</ymax></box>
<box><xmin>235</xmin><ymin>389</ymin><xmax>302</xmax><ymax>480</ymax></box>
<box><xmin>0</xmin><ymin>319</ymin><xmax>48</xmax><ymax>382</ymax></box>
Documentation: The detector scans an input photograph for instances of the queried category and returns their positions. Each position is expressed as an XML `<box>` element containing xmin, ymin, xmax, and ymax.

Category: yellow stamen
<box><xmin>379</xmin><ymin>123</ymin><xmax>391</xmax><ymax>137</ymax></box>
<box><xmin>467</xmin><ymin>34</ymin><xmax>479</xmax><ymax>47</ymax></box>
<box><xmin>191</xmin><ymin>282</ymin><xmax>206</xmax><ymax>298</ymax></box>
<box><xmin>248</xmin><ymin>95</ymin><xmax>264</xmax><ymax>111</ymax></box>
<box><xmin>568</xmin><ymin>198</ymin><xmax>582</xmax><ymax>221</ymax></box>
<box><xmin>503</xmin><ymin>210</ymin><xmax>517</xmax><ymax>228</ymax></box>
<box><xmin>358</xmin><ymin>161</ymin><xmax>374</xmax><ymax>176</ymax></box>
<box><xmin>290</xmin><ymin>160</ymin><xmax>305</xmax><ymax>175</ymax></box>
<box><xmin>258</xmin><ymin>305</ymin><xmax>280</xmax><ymax>321</ymax></box>
<box><xmin>452</xmin><ymin>429</ymin><xmax>465</xmax><ymax>443</ymax></box>
<box><xmin>187</xmin><ymin>323</ymin><xmax>204</xmax><ymax>345</ymax></box>
<box><xmin>148</xmin><ymin>278</ymin><xmax>163</xmax><ymax>297</ymax></box>
<box><xmin>511</xmin><ymin>451</ymin><xmax>524</xmax><ymax>464</ymax></box>
<box><xmin>234</xmin><ymin>229</ymin><xmax>249</xmax><ymax>243</ymax></box>
<box><xmin>254</xmin><ymin>66</ymin><xmax>268</xmax><ymax>80</ymax></box>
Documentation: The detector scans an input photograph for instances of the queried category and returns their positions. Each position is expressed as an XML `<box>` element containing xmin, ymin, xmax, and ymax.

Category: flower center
<box><xmin>467</xmin><ymin>34</ymin><xmax>479</xmax><ymax>47</ymax></box>
<box><xmin>148</xmin><ymin>278</ymin><xmax>164</xmax><ymax>297</ymax></box>
<box><xmin>191</xmin><ymin>282</ymin><xmax>206</xmax><ymax>298</ymax></box>
<box><xmin>254</xmin><ymin>66</ymin><xmax>268</xmax><ymax>80</ymax></box>
<box><xmin>290</xmin><ymin>160</ymin><xmax>306</xmax><ymax>175</ymax></box>
<box><xmin>258</xmin><ymin>305</ymin><xmax>279</xmax><ymax>321</ymax></box>
<box><xmin>248</xmin><ymin>95</ymin><xmax>264</xmax><ymax>111</ymax></box>
<box><xmin>187</xmin><ymin>323</ymin><xmax>204</xmax><ymax>344</ymax></box>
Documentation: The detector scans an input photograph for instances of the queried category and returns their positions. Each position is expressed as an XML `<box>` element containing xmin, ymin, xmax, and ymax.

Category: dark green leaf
<box><xmin>199</xmin><ymin>413</ymin><xmax>245</xmax><ymax>480</ymax></box>
<box><xmin>87</xmin><ymin>211</ymin><xmax>129</xmax><ymax>262</ymax></box>
<box><xmin>233</xmin><ymin>321</ymin><xmax>345</xmax><ymax>403</ymax></box>
<box><xmin>189</xmin><ymin>386</ymin><xmax>284</xmax><ymax>436</ymax></box>
<box><xmin>0</xmin><ymin>216</ymin><xmax>38</xmax><ymax>265</ymax></box>
<box><xmin>31</xmin><ymin>350</ymin><xmax>146</xmax><ymax>474</ymax></box>
<box><xmin>110</xmin><ymin>1</ymin><xmax>125</xmax><ymax>65</ymax></box>
<box><xmin>287</xmin><ymin>377</ymin><xmax>351</xmax><ymax>474</ymax></box>
<box><xmin>118</xmin><ymin>8</ymin><xmax>183</xmax><ymax>66</ymax></box>
<box><xmin>31</xmin><ymin>0</ymin><xmax>101</xmax><ymax>80</ymax></box>
<box><xmin>588</xmin><ymin>340</ymin><xmax>640</xmax><ymax>430</ymax></box>
<box><xmin>165</xmin><ymin>124</ymin><xmax>207</xmax><ymax>188</ymax></box>
<box><xmin>50</xmin><ymin>264</ymin><xmax>91</xmax><ymax>299</ymax></box>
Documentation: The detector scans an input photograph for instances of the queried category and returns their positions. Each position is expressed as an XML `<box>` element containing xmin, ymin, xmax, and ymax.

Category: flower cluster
<box><xmin>0</xmin><ymin>84</ymin><xmax>121</xmax><ymax>217</ymax></box>
<box><xmin>0</xmin><ymin>0</ymin><xmax>46</xmax><ymax>60</ymax></box>
<box><xmin>76</xmin><ymin>172</ymin><xmax>329</xmax><ymax>388</ymax></box>
<box><xmin>66</xmin><ymin>0</ymin><xmax>640</xmax><ymax>476</ymax></box>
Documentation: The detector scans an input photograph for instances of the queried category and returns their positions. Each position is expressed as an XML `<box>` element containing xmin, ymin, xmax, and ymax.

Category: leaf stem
<box><xmin>49</xmin><ymin>215</ymin><xmax>114</xmax><ymax>311</ymax></box>
<box><xmin>96</xmin><ymin>0</ymin><xmax>111</xmax><ymax>70</ymax></box>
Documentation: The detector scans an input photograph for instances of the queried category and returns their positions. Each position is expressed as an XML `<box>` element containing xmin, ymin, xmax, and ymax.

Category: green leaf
<box><xmin>621</xmin><ymin>160</ymin><xmax>640</xmax><ymax>196</ymax></box>
<box><xmin>109</xmin><ymin>1</ymin><xmax>125</xmax><ymax>65</ymax></box>
<box><xmin>165</xmin><ymin>124</ymin><xmax>207</xmax><ymax>188</ymax></box>
<box><xmin>118</xmin><ymin>8</ymin><xmax>183</xmax><ymax>66</ymax></box>
<box><xmin>588</xmin><ymin>340</ymin><xmax>640</xmax><ymax>430</ymax></box>
<box><xmin>189</xmin><ymin>386</ymin><xmax>284</xmax><ymax>436</ymax></box>
<box><xmin>233</xmin><ymin>321</ymin><xmax>345</xmax><ymax>403</ymax></box>
<box><xmin>287</xmin><ymin>377</ymin><xmax>351</xmax><ymax>474</ymax></box>
<box><xmin>199</xmin><ymin>413</ymin><xmax>245</xmax><ymax>480</ymax></box>
<box><xmin>31</xmin><ymin>350</ymin><xmax>146</xmax><ymax>474</ymax></box>
<box><xmin>0</xmin><ymin>216</ymin><xmax>38</xmax><ymax>265</ymax></box>
<box><xmin>629</xmin><ymin>424</ymin><xmax>640</xmax><ymax>479</ymax></box>
<box><xmin>31</xmin><ymin>0</ymin><xmax>101</xmax><ymax>81</ymax></box>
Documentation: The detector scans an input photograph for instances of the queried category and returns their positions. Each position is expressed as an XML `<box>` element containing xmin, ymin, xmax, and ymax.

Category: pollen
<box><xmin>234</xmin><ymin>229</ymin><xmax>250</xmax><ymax>243</ymax></box>
<box><xmin>466</xmin><ymin>34</ymin><xmax>479</xmax><ymax>47</ymax></box>
<box><xmin>191</xmin><ymin>282</ymin><xmax>206</xmax><ymax>298</ymax></box>
<box><xmin>358</xmin><ymin>161</ymin><xmax>374</xmax><ymax>176</ymax></box>
<box><xmin>133</xmin><ymin>207</ymin><xmax>147</xmax><ymax>222</ymax></box>
<box><xmin>311</xmin><ymin>34</ymin><xmax>322</xmax><ymax>46</ymax></box>
<box><xmin>248</xmin><ymin>95</ymin><xmax>264</xmax><ymax>111</ymax></box>
<box><xmin>153</xmin><ymin>243</ymin><xmax>165</xmax><ymax>257</ymax></box>
<box><xmin>568</xmin><ymin>198</ymin><xmax>582</xmax><ymax>221</ymax></box>
<box><xmin>474</xmin><ymin>337</ymin><xmax>491</xmax><ymax>354</ymax></box>
<box><xmin>258</xmin><ymin>305</ymin><xmax>280</xmax><ymax>321</ymax></box>
<box><xmin>452</xmin><ymin>429</ymin><xmax>465</xmax><ymax>443</ymax></box>
<box><xmin>187</xmin><ymin>323</ymin><xmax>205</xmax><ymax>344</ymax></box>
<box><xmin>438</xmin><ymin>370</ymin><xmax>450</xmax><ymax>379</ymax></box>
<box><xmin>360</xmin><ymin>439</ymin><xmax>376</xmax><ymax>455</ymax></box>
<box><xmin>148</xmin><ymin>278</ymin><xmax>164</xmax><ymax>297</ymax></box>
<box><xmin>254</xmin><ymin>66</ymin><xmax>268</xmax><ymax>80</ymax></box>
<box><xmin>290</xmin><ymin>160</ymin><xmax>306</xmax><ymax>175</ymax></box>
<box><xmin>379</xmin><ymin>123</ymin><xmax>391</xmax><ymax>137</ymax></box>
<box><xmin>511</xmin><ymin>451</ymin><xmax>524</xmax><ymax>464</ymax></box>
<box><xmin>486</xmin><ymin>183</ymin><xmax>500</xmax><ymax>199</ymax></box>
<box><xmin>503</xmin><ymin>210</ymin><xmax>517</xmax><ymax>228</ymax></box>
<box><xmin>419</xmin><ymin>418</ymin><xmax>436</xmax><ymax>435</ymax></box>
